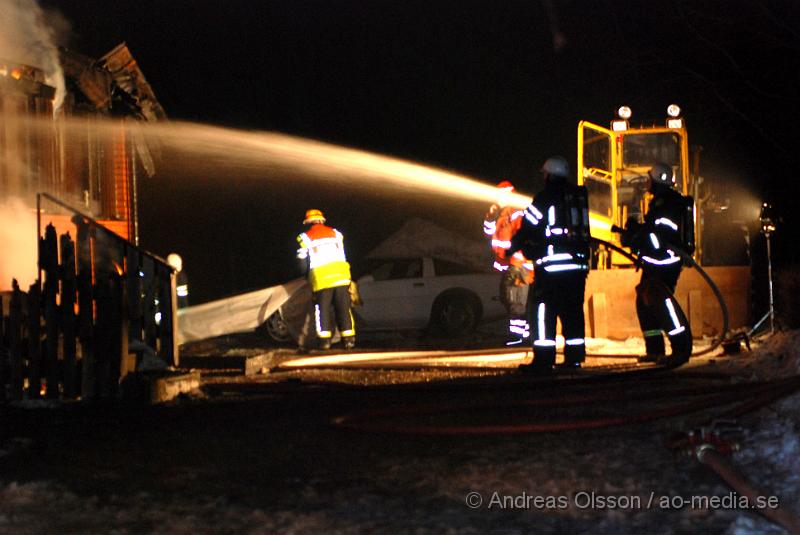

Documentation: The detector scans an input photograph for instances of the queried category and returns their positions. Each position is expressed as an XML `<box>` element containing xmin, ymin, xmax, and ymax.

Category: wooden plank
<box><xmin>180</xmin><ymin>353</ymin><xmax>272</xmax><ymax>376</ymax></box>
<box><xmin>0</xmin><ymin>290</ymin><xmax>6</xmax><ymax>401</ymax></box>
<box><xmin>8</xmin><ymin>281</ymin><xmax>23</xmax><ymax>401</ymax></box>
<box><xmin>77</xmin><ymin>221</ymin><xmax>95</xmax><ymax>399</ymax></box>
<box><xmin>126</xmin><ymin>248</ymin><xmax>143</xmax><ymax>346</ymax></box>
<box><xmin>588</xmin><ymin>292</ymin><xmax>608</xmax><ymax>339</ymax></box>
<box><xmin>26</xmin><ymin>283</ymin><xmax>41</xmax><ymax>399</ymax></box>
<box><xmin>94</xmin><ymin>273</ymin><xmax>112</xmax><ymax>398</ymax></box>
<box><xmin>141</xmin><ymin>256</ymin><xmax>158</xmax><ymax>349</ymax></box>
<box><xmin>43</xmin><ymin>224</ymin><xmax>60</xmax><ymax>399</ymax></box>
<box><xmin>157</xmin><ymin>267</ymin><xmax>179</xmax><ymax>367</ymax></box>
<box><xmin>60</xmin><ymin>233</ymin><xmax>78</xmax><ymax>398</ymax></box>
<box><xmin>109</xmin><ymin>272</ymin><xmax>125</xmax><ymax>394</ymax></box>
<box><xmin>688</xmin><ymin>290</ymin><xmax>703</xmax><ymax>341</ymax></box>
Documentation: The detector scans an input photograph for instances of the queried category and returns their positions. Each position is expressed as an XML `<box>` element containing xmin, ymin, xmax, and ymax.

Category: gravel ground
<box><xmin>1</xmin><ymin>330</ymin><xmax>798</xmax><ymax>534</ymax></box>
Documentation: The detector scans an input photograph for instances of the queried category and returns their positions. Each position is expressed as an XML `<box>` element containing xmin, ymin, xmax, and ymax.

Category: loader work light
<box><xmin>617</xmin><ymin>106</ymin><xmax>632</xmax><ymax>119</ymax></box>
<box><xmin>759</xmin><ymin>202</ymin><xmax>776</xmax><ymax>235</ymax></box>
<box><xmin>667</xmin><ymin>104</ymin><xmax>681</xmax><ymax>117</ymax></box>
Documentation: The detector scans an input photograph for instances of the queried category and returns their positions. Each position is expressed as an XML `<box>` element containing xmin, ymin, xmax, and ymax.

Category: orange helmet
<box><xmin>303</xmin><ymin>209</ymin><xmax>326</xmax><ymax>224</ymax></box>
<box><xmin>496</xmin><ymin>180</ymin><xmax>515</xmax><ymax>192</ymax></box>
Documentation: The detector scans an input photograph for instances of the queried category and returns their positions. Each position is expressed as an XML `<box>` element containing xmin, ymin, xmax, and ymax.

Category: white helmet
<box><xmin>541</xmin><ymin>156</ymin><xmax>570</xmax><ymax>178</ymax></box>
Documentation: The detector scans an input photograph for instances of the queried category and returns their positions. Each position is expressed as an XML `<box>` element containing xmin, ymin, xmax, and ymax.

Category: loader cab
<box><xmin>578</xmin><ymin>105</ymin><xmax>691</xmax><ymax>266</ymax></box>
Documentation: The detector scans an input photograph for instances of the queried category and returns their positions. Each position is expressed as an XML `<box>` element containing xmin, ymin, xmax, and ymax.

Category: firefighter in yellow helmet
<box><xmin>296</xmin><ymin>209</ymin><xmax>355</xmax><ymax>350</ymax></box>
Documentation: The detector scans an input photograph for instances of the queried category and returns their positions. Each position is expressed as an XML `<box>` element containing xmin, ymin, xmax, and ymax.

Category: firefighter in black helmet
<box><xmin>509</xmin><ymin>156</ymin><xmax>591</xmax><ymax>373</ymax></box>
<box><xmin>620</xmin><ymin>162</ymin><xmax>693</xmax><ymax>365</ymax></box>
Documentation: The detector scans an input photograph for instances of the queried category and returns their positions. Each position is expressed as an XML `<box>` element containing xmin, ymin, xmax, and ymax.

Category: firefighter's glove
<box><xmin>349</xmin><ymin>281</ymin><xmax>363</xmax><ymax>307</ymax></box>
<box><xmin>507</xmin><ymin>266</ymin><xmax>527</xmax><ymax>286</ymax></box>
<box><xmin>485</xmin><ymin>204</ymin><xmax>500</xmax><ymax>220</ymax></box>
<box><xmin>618</xmin><ymin>220</ymin><xmax>641</xmax><ymax>248</ymax></box>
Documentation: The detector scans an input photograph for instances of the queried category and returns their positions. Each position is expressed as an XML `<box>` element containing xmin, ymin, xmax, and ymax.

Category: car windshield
<box><xmin>622</xmin><ymin>132</ymin><xmax>681</xmax><ymax>170</ymax></box>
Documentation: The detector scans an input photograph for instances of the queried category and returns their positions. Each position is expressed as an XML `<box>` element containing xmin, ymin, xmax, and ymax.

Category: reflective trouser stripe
<box><xmin>314</xmin><ymin>304</ymin><xmax>325</xmax><ymax>337</ymax></box>
<box><xmin>665</xmin><ymin>298</ymin><xmax>683</xmax><ymax>332</ymax></box>
<box><xmin>534</xmin><ymin>303</ymin><xmax>555</xmax><ymax>346</ymax></box>
<box><xmin>643</xmin><ymin>329</ymin><xmax>663</xmax><ymax>338</ymax></box>
<box><xmin>341</xmin><ymin>309</ymin><xmax>356</xmax><ymax>337</ymax></box>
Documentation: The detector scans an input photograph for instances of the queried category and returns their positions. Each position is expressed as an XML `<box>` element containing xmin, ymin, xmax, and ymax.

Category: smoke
<box><xmin>0</xmin><ymin>197</ymin><xmax>38</xmax><ymax>291</ymax></box>
<box><xmin>0</xmin><ymin>0</ymin><xmax>68</xmax><ymax>112</ymax></box>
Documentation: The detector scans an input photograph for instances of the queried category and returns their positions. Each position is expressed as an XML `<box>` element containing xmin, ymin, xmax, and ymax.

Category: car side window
<box><xmin>370</xmin><ymin>262</ymin><xmax>394</xmax><ymax>281</ymax></box>
<box><xmin>370</xmin><ymin>259</ymin><xmax>423</xmax><ymax>281</ymax></box>
<box><xmin>402</xmin><ymin>259</ymin><xmax>423</xmax><ymax>278</ymax></box>
<box><xmin>433</xmin><ymin>258</ymin><xmax>480</xmax><ymax>276</ymax></box>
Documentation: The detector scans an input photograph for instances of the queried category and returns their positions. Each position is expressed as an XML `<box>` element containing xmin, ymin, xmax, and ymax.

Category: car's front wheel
<box><xmin>263</xmin><ymin>309</ymin><xmax>292</xmax><ymax>343</ymax></box>
<box><xmin>430</xmin><ymin>290</ymin><xmax>482</xmax><ymax>337</ymax></box>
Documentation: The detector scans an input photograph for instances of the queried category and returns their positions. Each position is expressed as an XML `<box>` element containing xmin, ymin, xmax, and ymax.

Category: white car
<box><xmin>265</xmin><ymin>256</ymin><xmax>506</xmax><ymax>342</ymax></box>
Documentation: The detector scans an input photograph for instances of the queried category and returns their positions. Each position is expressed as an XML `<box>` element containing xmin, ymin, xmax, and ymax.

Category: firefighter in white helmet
<box><xmin>509</xmin><ymin>156</ymin><xmax>591</xmax><ymax>373</ymax></box>
<box><xmin>483</xmin><ymin>180</ymin><xmax>534</xmax><ymax>345</ymax></box>
<box><xmin>296</xmin><ymin>209</ymin><xmax>355</xmax><ymax>350</ymax></box>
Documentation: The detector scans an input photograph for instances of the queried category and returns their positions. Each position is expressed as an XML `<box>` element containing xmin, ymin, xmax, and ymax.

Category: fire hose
<box><xmin>332</xmin><ymin>374</ymin><xmax>800</xmax><ymax>435</ymax></box>
<box><xmin>589</xmin><ymin>237</ymin><xmax>730</xmax><ymax>359</ymax></box>
<box><xmin>332</xmin><ymin>373</ymin><xmax>800</xmax><ymax>532</ymax></box>
<box><xmin>666</xmin><ymin>410</ymin><xmax>800</xmax><ymax>535</ymax></box>
<box><xmin>696</xmin><ymin>448</ymin><xmax>800</xmax><ymax>535</ymax></box>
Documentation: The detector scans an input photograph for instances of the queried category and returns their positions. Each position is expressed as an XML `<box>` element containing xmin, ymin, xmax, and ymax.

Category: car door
<box><xmin>355</xmin><ymin>258</ymin><xmax>431</xmax><ymax>329</ymax></box>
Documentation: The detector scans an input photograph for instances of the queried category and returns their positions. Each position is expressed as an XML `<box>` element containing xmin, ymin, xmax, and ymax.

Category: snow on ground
<box><xmin>1</xmin><ymin>332</ymin><xmax>799</xmax><ymax>534</ymax></box>
<box><xmin>717</xmin><ymin>331</ymin><xmax>800</xmax><ymax>534</ymax></box>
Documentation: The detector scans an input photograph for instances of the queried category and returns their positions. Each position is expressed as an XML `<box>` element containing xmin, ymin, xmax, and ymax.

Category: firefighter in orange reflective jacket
<box><xmin>296</xmin><ymin>209</ymin><xmax>355</xmax><ymax>350</ymax></box>
<box><xmin>483</xmin><ymin>181</ymin><xmax>534</xmax><ymax>345</ymax></box>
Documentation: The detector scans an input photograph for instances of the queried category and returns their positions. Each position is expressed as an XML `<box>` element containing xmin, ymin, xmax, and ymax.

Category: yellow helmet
<box><xmin>303</xmin><ymin>209</ymin><xmax>326</xmax><ymax>224</ymax></box>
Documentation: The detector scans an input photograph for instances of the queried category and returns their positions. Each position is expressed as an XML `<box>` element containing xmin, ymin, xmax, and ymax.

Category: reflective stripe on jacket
<box><xmin>297</xmin><ymin>224</ymin><xmax>352</xmax><ymax>292</ymax></box>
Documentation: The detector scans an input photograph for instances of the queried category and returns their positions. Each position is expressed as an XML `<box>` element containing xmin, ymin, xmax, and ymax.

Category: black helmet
<box><xmin>541</xmin><ymin>156</ymin><xmax>570</xmax><ymax>178</ymax></box>
<box><xmin>648</xmin><ymin>162</ymin><xmax>676</xmax><ymax>187</ymax></box>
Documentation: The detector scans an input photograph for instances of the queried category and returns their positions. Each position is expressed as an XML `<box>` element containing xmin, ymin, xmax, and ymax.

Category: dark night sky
<box><xmin>44</xmin><ymin>0</ymin><xmax>800</xmax><ymax>303</ymax></box>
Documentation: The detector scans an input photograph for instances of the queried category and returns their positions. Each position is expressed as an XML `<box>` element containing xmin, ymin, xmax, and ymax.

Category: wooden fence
<box><xmin>0</xmin><ymin>194</ymin><xmax>178</xmax><ymax>401</ymax></box>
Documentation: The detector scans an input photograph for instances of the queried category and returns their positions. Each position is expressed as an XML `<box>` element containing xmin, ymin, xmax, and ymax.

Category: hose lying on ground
<box><xmin>589</xmin><ymin>237</ymin><xmax>729</xmax><ymax>359</ymax></box>
<box><xmin>697</xmin><ymin>447</ymin><xmax>800</xmax><ymax>535</ymax></box>
<box><xmin>332</xmin><ymin>374</ymin><xmax>800</xmax><ymax>435</ymax></box>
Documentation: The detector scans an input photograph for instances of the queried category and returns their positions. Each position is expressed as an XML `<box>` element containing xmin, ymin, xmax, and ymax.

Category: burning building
<box><xmin>0</xmin><ymin>43</ymin><xmax>164</xmax><ymax>289</ymax></box>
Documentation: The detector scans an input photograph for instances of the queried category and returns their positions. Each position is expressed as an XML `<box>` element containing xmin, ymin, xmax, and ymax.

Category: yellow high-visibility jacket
<box><xmin>296</xmin><ymin>224</ymin><xmax>351</xmax><ymax>292</ymax></box>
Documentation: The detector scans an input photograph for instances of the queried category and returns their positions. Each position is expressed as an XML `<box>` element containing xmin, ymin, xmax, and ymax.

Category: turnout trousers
<box><xmin>313</xmin><ymin>284</ymin><xmax>355</xmax><ymax>341</ymax></box>
<box><xmin>500</xmin><ymin>267</ymin><xmax>531</xmax><ymax>344</ymax></box>
<box><xmin>528</xmin><ymin>270</ymin><xmax>587</xmax><ymax>367</ymax></box>
<box><xmin>636</xmin><ymin>266</ymin><xmax>692</xmax><ymax>363</ymax></box>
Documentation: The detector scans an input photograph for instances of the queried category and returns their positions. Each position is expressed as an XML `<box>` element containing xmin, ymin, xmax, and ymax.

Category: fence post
<box><xmin>142</xmin><ymin>256</ymin><xmax>158</xmax><ymax>350</ymax></box>
<box><xmin>158</xmin><ymin>265</ymin><xmax>179</xmax><ymax>367</ymax></box>
<box><xmin>8</xmin><ymin>280</ymin><xmax>23</xmax><ymax>401</ymax></box>
<box><xmin>0</xmin><ymin>290</ymin><xmax>6</xmax><ymax>402</ymax></box>
<box><xmin>127</xmin><ymin>248</ymin><xmax>143</xmax><ymax>350</ymax></box>
<box><xmin>42</xmin><ymin>224</ymin><xmax>60</xmax><ymax>399</ymax></box>
<box><xmin>61</xmin><ymin>233</ymin><xmax>78</xmax><ymax>398</ymax></box>
<box><xmin>76</xmin><ymin>220</ymin><xmax>95</xmax><ymax>400</ymax></box>
<box><xmin>26</xmin><ymin>283</ymin><xmax>42</xmax><ymax>399</ymax></box>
